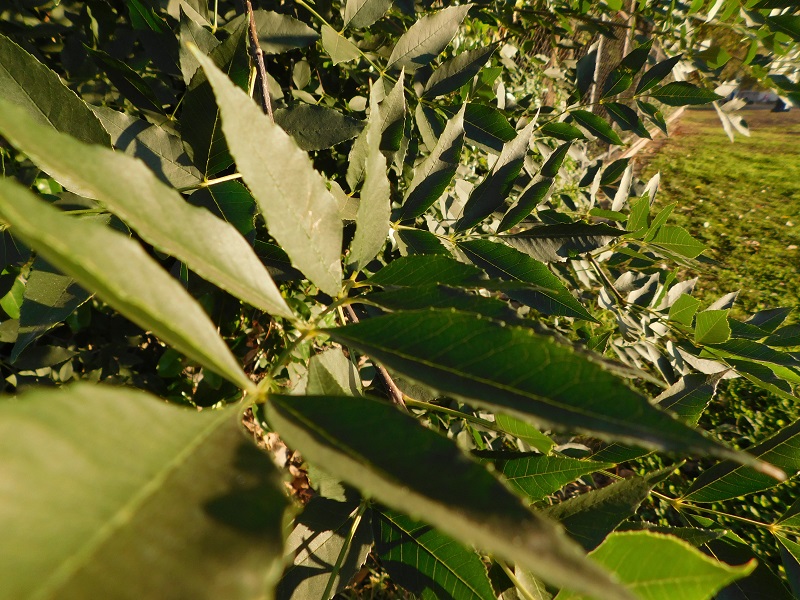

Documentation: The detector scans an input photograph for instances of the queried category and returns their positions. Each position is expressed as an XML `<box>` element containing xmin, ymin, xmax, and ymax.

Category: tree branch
<box><xmin>243</xmin><ymin>0</ymin><xmax>274</xmax><ymax>121</ymax></box>
<box><xmin>344</xmin><ymin>305</ymin><xmax>406</xmax><ymax>409</ymax></box>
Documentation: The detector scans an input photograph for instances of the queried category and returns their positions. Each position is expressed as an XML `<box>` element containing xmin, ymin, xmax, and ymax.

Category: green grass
<box><xmin>641</xmin><ymin>107</ymin><xmax>800</xmax><ymax>316</ymax></box>
<box><xmin>639</xmin><ymin>106</ymin><xmax>800</xmax><ymax>575</ymax></box>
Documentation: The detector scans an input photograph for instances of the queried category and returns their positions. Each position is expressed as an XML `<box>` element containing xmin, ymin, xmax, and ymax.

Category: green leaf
<box><xmin>275</xmin><ymin>104</ymin><xmax>364</xmax><ymax>151</ymax></box>
<box><xmin>458</xmin><ymin>102</ymin><xmax>518</xmax><ymax>153</ymax></box>
<box><xmin>669</xmin><ymin>294</ymin><xmax>702</xmax><ymax>326</ymax></box>
<box><xmin>541</xmin><ymin>142</ymin><xmax>573</xmax><ymax>178</ymax></box>
<box><xmin>367</xmin><ymin>255</ymin><xmax>485</xmax><ymax>288</ymax></box>
<box><xmin>502</xmin><ymin>223</ymin><xmax>622</xmax><ymax>263</ymax></box>
<box><xmin>602</xmin><ymin>70</ymin><xmax>633</xmax><ymax>99</ymax></box>
<box><xmin>456</xmin><ymin>121</ymin><xmax>535</xmax><ymax>231</ymax></box>
<box><xmin>643</xmin><ymin>202</ymin><xmax>676</xmax><ymax>242</ymax></box>
<box><xmin>387</xmin><ymin>4</ymin><xmax>473</xmax><ymax>73</ymax></box>
<box><xmin>0</xmin><ymin>178</ymin><xmax>253</xmax><ymax>391</ymax></box>
<box><xmin>224</xmin><ymin>10</ymin><xmax>319</xmax><ymax>54</ymax></box>
<box><xmin>626</xmin><ymin>195</ymin><xmax>650</xmax><ymax>236</ymax></box>
<box><xmin>700</xmin><ymin>526</ymin><xmax>794</xmax><ymax>600</ymax></box>
<box><xmin>307</xmin><ymin>348</ymin><xmax>363</xmax><ymax>396</ymax></box>
<box><xmin>648</xmin><ymin>82</ymin><xmax>722</xmax><ymax>106</ymax></box>
<box><xmin>415</xmin><ymin>102</ymin><xmax>446</xmax><ymax>150</ymax></box>
<box><xmin>600</xmin><ymin>159</ymin><xmax>630</xmax><ymax>186</ymax></box>
<box><xmin>10</xmin><ymin>258</ymin><xmax>91</xmax><ymax>362</ymax></box>
<box><xmin>457</xmin><ymin>239</ymin><xmax>596</xmax><ymax>321</ymax></box>
<box><xmin>745</xmin><ymin>307</ymin><xmax>792</xmax><ymax>333</ymax></box>
<box><xmin>713</xmin><ymin>338</ymin><xmax>799</xmax><ymax>367</ymax></box>
<box><xmin>0</xmin><ymin>98</ymin><xmax>292</xmax><ymax>320</ymax></box>
<box><xmin>777</xmin><ymin>535</ymin><xmax>800</xmax><ymax>599</ymax></box>
<box><xmin>635</xmin><ymin>55</ymin><xmax>681</xmax><ymax>94</ymax></box>
<box><xmin>321</xmin><ymin>24</ymin><xmax>361</xmax><ymax>65</ymax></box>
<box><xmin>636</xmin><ymin>100</ymin><xmax>667</xmax><ymax>135</ymax></box>
<box><xmin>494</xmin><ymin>413</ymin><xmax>555</xmax><ymax>454</ymax></box>
<box><xmin>498</xmin><ymin>178</ymin><xmax>555</xmax><ymax>232</ymax></box>
<box><xmin>277</xmin><ymin>497</ymin><xmax>371</xmax><ymax>600</ymax></box>
<box><xmin>575</xmin><ymin>46</ymin><xmax>598</xmax><ymax>101</ymax></box>
<box><xmin>401</xmin><ymin>104</ymin><xmax>465</xmax><ymax>219</ymax></box>
<box><xmin>543</xmin><ymin>469</ymin><xmax>672</xmax><ymax>551</ymax></box>
<box><xmin>0</xmin><ymin>383</ymin><xmax>289</xmax><ymax>600</ymax></box>
<box><xmin>684</xmin><ymin>419</ymin><xmax>800</xmax><ymax>502</ymax></box>
<box><xmin>324</xmin><ymin>309</ymin><xmax>774</xmax><ymax>470</ymax></box>
<box><xmin>188</xmin><ymin>180</ymin><xmax>257</xmax><ymax>239</ymax></box>
<box><xmin>364</xmin><ymin>284</ymin><xmax>518</xmax><ymax>321</ymax></box>
<box><xmin>602</xmin><ymin>41</ymin><xmax>653</xmax><ymax>100</ymax></box>
<box><xmin>475</xmin><ymin>452</ymin><xmax>613</xmax><ymax>502</ymax></box>
<box><xmin>86</xmin><ymin>46</ymin><xmax>165</xmax><ymax>115</ymax></box>
<box><xmin>765</xmin><ymin>324</ymin><xmax>800</xmax><ymax>347</ymax></box>
<box><xmin>179</xmin><ymin>10</ymin><xmax>220</xmax><ymax>84</ymax></box>
<box><xmin>182</xmin><ymin>21</ymin><xmax>250</xmax><ymax>176</ymax></box>
<box><xmin>766</xmin><ymin>15</ymin><xmax>800</xmax><ymax>42</ymax></box>
<box><xmin>265</xmin><ymin>394</ymin><xmax>636</xmax><ymax>600</ymax></box>
<box><xmin>347</xmin><ymin>74</ymin><xmax>406</xmax><ymax>187</ymax></box>
<box><xmin>374</xmin><ymin>508</ymin><xmax>496</xmax><ymax>600</ymax></box>
<box><xmin>396</xmin><ymin>228</ymin><xmax>451</xmax><ymax>256</ymax></box>
<box><xmin>378</xmin><ymin>73</ymin><xmax>407</xmax><ymax>153</ymax></box>
<box><xmin>0</xmin><ymin>33</ymin><xmax>109</xmax><ymax>146</ymax></box>
<box><xmin>615</xmin><ymin>523</ymin><xmax>725</xmax><ymax>547</ymax></box>
<box><xmin>193</xmin><ymin>48</ymin><xmax>344</xmax><ymax>297</ymax></box>
<box><xmin>0</xmin><ymin>274</ymin><xmax>24</xmax><ymax>319</ymax></box>
<box><xmin>654</xmin><ymin>373</ymin><xmax>721</xmax><ymax>426</ymax></box>
<box><xmin>604</xmin><ymin>102</ymin><xmax>651</xmax><ymax>139</ymax></box>
<box><xmin>555</xmin><ymin>532</ymin><xmax>755</xmax><ymax>600</ymax></box>
<box><xmin>349</xmin><ymin>95</ymin><xmax>391</xmax><ymax>270</ymax></box>
<box><xmin>570</xmin><ymin>110</ymin><xmax>623</xmax><ymax>145</ymax></box>
<box><xmin>778</xmin><ymin>497</ymin><xmax>800</xmax><ymax>527</ymax></box>
<box><xmin>619</xmin><ymin>39</ymin><xmax>653</xmax><ymax>73</ymax></box>
<box><xmin>92</xmin><ymin>106</ymin><xmax>203</xmax><ymax>189</ymax></box>
<box><xmin>423</xmin><ymin>45</ymin><xmax>497</xmax><ymax>99</ymax></box>
<box><xmin>695</xmin><ymin>309</ymin><xmax>732</xmax><ymax>345</ymax></box>
<box><xmin>650</xmin><ymin>225</ymin><xmax>705</xmax><ymax>258</ymax></box>
<box><xmin>540</xmin><ymin>121</ymin><xmax>587</xmax><ymax>142</ymax></box>
<box><xmin>127</xmin><ymin>0</ymin><xmax>170</xmax><ymax>33</ymax></box>
<box><xmin>343</xmin><ymin>0</ymin><xmax>393</xmax><ymax>29</ymax></box>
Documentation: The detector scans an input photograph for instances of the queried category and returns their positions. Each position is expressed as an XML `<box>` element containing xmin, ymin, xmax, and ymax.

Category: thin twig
<box><xmin>344</xmin><ymin>305</ymin><xmax>406</xmax><ymax>409</ymax></box>
<box><xmin>243</xmin><ymin>0</ymin><xmax>274</xmax><ymax>121</ymax></box>
<box><xmin>588</xmin><ymin>254</ymin><xmax>626</xmax><ymax>305</ymax></box>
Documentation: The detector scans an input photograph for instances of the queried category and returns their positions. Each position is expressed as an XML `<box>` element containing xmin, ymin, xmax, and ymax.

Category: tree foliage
<box><xmin>1</xmin><ymin>1</ymin><xmax>799</xmax><ymax>598</ymax></box>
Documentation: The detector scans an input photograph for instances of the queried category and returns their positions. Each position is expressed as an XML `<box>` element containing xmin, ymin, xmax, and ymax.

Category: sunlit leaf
<box><xmin>555</xmin><ymin>532</ymin><xmax>755</xmax><ymax>600</ymax></box>
<box><xmin>193</xmin><ymin>48</ymin><xmax>344</xmax><ymax>296</ymax></box>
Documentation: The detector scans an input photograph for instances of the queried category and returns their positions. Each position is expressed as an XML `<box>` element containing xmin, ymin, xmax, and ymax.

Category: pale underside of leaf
<box><xmin>0</xmin><ymin>98</ymin><xmax>292</xmax><ymax>320</ymax></box>
<box><xmin>192</xmin><ymin>47</ymin><xmax>343</xmax><ymax>296</ymax></box>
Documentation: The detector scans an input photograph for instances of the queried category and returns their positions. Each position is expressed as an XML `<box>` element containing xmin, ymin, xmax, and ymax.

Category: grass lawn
<box><xmin>640</xmin><ymin>107</ymin><xmax>800</xmax><ymax>316</ymax></box>
<box><xmin>638</xmin><ymin>106</ymin><xmax>800</xmax><ymax>575</ymax></box>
